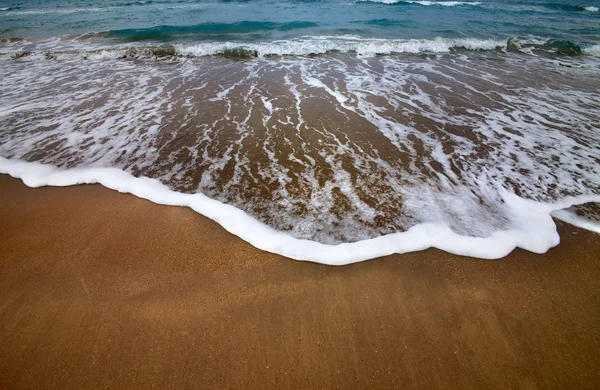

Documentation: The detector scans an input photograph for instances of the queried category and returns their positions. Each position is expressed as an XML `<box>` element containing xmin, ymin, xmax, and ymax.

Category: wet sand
<box><xmin>1</xmin><ymin>173</ymin><xmax>599</xmax><ymax>389</ymax></box>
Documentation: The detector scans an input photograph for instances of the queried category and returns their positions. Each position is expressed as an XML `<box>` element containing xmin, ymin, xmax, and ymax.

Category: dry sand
<box><xmin>1</xmin><ymin>174</ymin><xmax>599</xmax><ymax>389</ymax></box>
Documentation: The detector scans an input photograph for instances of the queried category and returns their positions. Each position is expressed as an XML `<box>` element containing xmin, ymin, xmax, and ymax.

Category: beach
<box><xmin>1</xmin><ymin>173</ymin><xmax>599</xmax><ymax>388</ymax></box>
<box><xmin>1</xmin><ymin>0</ymin><xmax>600</xmax><ymax>386</ymax></box>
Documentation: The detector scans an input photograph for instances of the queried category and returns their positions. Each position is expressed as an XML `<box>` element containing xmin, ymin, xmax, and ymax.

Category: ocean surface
<box><xmin>1</xmin><ymin>0</ymin><xmax>599</xmax><ymax>264</ymax></box>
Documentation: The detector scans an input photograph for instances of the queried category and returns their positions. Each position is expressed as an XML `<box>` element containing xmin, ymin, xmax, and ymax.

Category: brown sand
<box><xmin>0</xmin><ymin>174</ymin><xmax>599</xmax><ymax>389</ymax></box>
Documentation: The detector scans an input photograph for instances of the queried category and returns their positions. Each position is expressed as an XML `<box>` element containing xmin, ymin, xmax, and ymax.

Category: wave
<box><xmin>539</xmin><ymin>3</ymin><xmax>599</xmax><ymax>12</ymax></box>
<box><xmin>507</xmin><ymin>37</ymin><xmax>585</xmax><ymax>56</ymax></box>
<box><xmin>2</xmin><ymin>157</ymin><xmax>597</xmax><ymax>265</ymax></box>
<box><xmin>585</xmin><ymin>44</ymin><xmax>600</xmax><ymax>56</ymax></box>
<box><xmin>1</xmin><ymin>41</ymin><xmax>599</xmax><ymax>264</ymax></box>
<box><xmin>359</xmin><ymin>0</ymin><xmax>482</xmax><ymax>6</ymax></box>
<box><xmin>501</xmin><ymin>2</ymin><xmax>600</xmax><ymax>13</ymax></box>
<box><xmin>175</xmin><ymin>36</ymin><xmax>506</xmax><ymax>57</ymax></box>
<box><xmin>2</xmin><ymin>36</ymin><xmax>598</xmax><ymax>60</ymax></box>
<box><xmin>0</xmin><ymin>37</ymin><xmax>25</xmax><ymax>44</ymax></box>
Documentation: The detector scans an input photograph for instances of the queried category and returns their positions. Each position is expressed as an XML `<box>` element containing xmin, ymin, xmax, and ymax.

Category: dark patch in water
<box><xmin>107</xmin><ymin>21</ymin><xmax>319</xmax><ymax>42</ymax></box>
<box><xmin>219</xmin><ymin>47</ymin><xmax>258</xmax><ymax>59</ymax></box>
<box><xmin>540</xmin><ymin>3</ymin><xmax>594</xmax><ymax>12</ymax></box>
<box><xmin>358</xmin><ymin>19</ymin><xmax>414</xmax><ymax>27</ymax></box>
<box><xmin>506</xmin><ymin>37</ymin><xmax>583</xmax><ymax>56</ymax></box>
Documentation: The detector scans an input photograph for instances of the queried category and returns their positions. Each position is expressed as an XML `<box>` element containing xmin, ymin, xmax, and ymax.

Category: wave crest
<box><xmin>2</xmin><ymin>36</ymin><xmax>597</xmax><ymax>60</ymax></box>
<box><xmin>359</xmin><ymin>0</ymin><xmax>482</xmax><ymax>6</ymax></box>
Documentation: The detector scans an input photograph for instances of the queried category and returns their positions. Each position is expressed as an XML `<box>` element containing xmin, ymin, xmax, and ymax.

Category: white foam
<box><xmin>359</xmin><ymin>0</ymin><xmax>400</xmax><ymax>3</ymax></box>
<box><xmin>404</xmin><ymin>1</ymin><xmax>482</xmax><ymax>6</ymax></box>
<box><xmin>584</xmin><ymin>44</ymin><xmax>600</xmax><ymax>57</ymax></box>
<box><xmin>2</xmin><ymin>156</ymin><xmax>597</xmax><ymax>265</ymax></box>
<box><xmin>3</xmin><ymin>36</ymin><xmax>504</xmax><ymax>60</ymax></box>
<box><xmin>584</xmin><ymin>6</ymin><xmax>598</xmax><ymax>12</ymax></box>
<box><xmin>6</xmin><ymin>35</ymin><xmax>600</xmax><ymax>61</ymax></box>
<box><xmin>1</xmin><ymin>52</ymin><xmax>599</xmax><ymax>262</ymax></box>
<box><xmin>175</xmin><ymin>37</ymin><xmax>505</xmax><ymax>58</ymax></box>
<box><xmin>360</xmin><ymin>0</ymin><xmax>481</xmax><ymax>6</ymax></box>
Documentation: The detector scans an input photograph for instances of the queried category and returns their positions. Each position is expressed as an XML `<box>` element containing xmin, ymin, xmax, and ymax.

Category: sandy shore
<box><xmin>1</xmin><ymin>174</ymin><xmax>599</xmax><ymax>389</ymax></box>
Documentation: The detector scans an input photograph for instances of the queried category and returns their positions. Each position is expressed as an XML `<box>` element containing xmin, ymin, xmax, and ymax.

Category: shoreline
<box><xmin>4</xmin><ymin>157</ymin><xmax>596</xmax><ymax>264</ymax></box>
<box><xmin>1</xmin><ymin>173</ymin><xmax>600</xmax><ymax>388</ymax></box>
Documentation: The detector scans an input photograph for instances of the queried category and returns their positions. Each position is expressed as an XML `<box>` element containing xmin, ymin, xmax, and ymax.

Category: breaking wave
<box><xmin>539</xmin><ymin>3</ymin><xmax>599</xmax><ymax>12</ymax></box>
<box><xmin>359</xmin><ymin>0</ymin><xmax>482</xmax><ymax>6</ymax></box>
<box><xmin>2</xmin><ymin>36</ymin><xmax>598</xmax><ymax>60</ymax></box>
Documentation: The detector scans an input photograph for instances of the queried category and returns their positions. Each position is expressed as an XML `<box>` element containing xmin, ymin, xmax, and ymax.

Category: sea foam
<box><xmin>2</xmin><ymin>156</ymin><xmax>598</xmax><ymax>265</ymax></box>
<box><xmin>3</xmin><ymin>35</ymin><xmax>598</xmax><ymax>61</ymax></box>
<box><xmin>584</xmin><ymin>44</ymin><xmax>600</xmax><ymax>57</ymax></box>
<box><xmin>176</xmin><ymin>36</ymin><xmax>505</xmax><ymax>57</ymax></box>
<box><xmin>361</xmin><ymin>0</ymin><xmax>482</xmax><ymax>6</ymax></box>
<box><xmin>1</xmin><ymin>51</ymin><xmax>598</xmax><ymax>264</ymax></box>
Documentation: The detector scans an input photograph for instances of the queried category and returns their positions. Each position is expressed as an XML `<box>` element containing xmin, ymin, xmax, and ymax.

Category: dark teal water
<box><xmin>1</xmin><ymin>0</ymin><xmax>599</xmax><ymax>54</ymax></box>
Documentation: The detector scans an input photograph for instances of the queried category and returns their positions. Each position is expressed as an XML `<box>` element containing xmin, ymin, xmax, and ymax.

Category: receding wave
<box><xmin>1</xmin><ymin>47</ymin><xmax>599</xmax><ymax>264</ymax></box>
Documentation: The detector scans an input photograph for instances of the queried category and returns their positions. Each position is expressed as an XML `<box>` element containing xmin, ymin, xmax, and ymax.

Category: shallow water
<box><xmin>1</xmin><ymin>0</ymin><xmax>599</xmax><ymax>263</ymax></box>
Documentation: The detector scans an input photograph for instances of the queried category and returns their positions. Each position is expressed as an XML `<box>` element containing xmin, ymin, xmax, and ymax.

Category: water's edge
<box><xmin>2</xmin><ymin>157</ymin><xmax>598</xmax><ymax>265</ymax></box>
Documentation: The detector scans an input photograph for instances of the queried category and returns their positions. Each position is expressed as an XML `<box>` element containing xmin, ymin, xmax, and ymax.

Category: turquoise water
<box><xmin>1</xmin><ymin>0</ymin><xmax>599</xmax><ymax>50</ymax></box>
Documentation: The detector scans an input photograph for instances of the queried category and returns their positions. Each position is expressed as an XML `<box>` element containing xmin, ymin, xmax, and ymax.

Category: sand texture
<box><xmin>1</xmin><ymin>174</ymin><xmax>599</xmax><ymax>389</ymax></box>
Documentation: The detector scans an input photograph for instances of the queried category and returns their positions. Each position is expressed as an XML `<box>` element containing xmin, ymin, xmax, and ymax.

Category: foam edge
<box><xmin>1</xmin><ymin>156</ymin><xmax>598</xmax><ymax>265</ymax></box>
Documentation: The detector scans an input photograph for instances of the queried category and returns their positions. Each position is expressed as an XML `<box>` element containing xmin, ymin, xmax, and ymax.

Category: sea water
<box><xmin>1</xmin><ymin>0</ymin><xmax>599</xmax><ymax>264</ymax></box>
